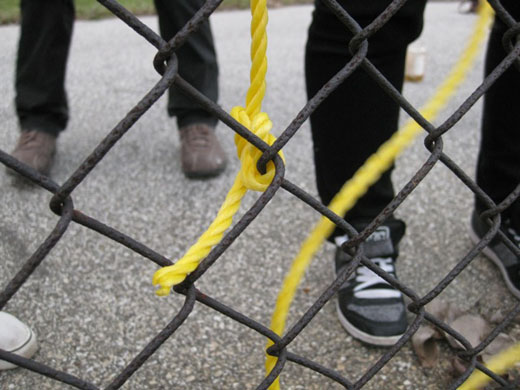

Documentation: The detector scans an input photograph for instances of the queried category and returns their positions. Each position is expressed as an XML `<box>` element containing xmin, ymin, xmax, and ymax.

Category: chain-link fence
<box><xmin>1</xmin><ymin>0</ymin><xmax>519</xmax><ymax>389</ymax></box>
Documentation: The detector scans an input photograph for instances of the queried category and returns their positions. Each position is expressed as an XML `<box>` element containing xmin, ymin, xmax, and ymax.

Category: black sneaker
<box><xmin>470</xmin><ymin>211</ymin><xmax>520</xmax><ymax>299</ymax></box>
<box><xmin>334</xmin><ymin>221</ymin><xmax>408</xmax><ymax>346</ymax></box>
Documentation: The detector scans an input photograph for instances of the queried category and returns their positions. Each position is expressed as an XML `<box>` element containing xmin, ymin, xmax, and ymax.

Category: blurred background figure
<box><xmin>9</xmin><ymin>0</ymin><xmax>226</xmax><ymax>179</ymax></box>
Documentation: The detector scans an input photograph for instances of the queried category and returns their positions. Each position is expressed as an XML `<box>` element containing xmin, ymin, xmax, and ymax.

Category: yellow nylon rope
<box><xmin>265</xmin><ymin>3</ymin><xmax>494</xmax><ymax>388</ymax></box>
<box><xmin>458</xmin><ymin>342</ymin><xmax>520</xmax><ymax>389</ymax></box>
<box><xmin>246</xmin><ymin>0</ymin><xmax>268</xmax><ymax>118</ymax></box>
<box><xmin>152</xmin><ymin>0</ymin><xmax>284</xmax><ymax>296</ymax></box>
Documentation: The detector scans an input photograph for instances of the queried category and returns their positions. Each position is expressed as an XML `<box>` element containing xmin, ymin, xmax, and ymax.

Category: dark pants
<box><xmin>477</xmin><ymin>0</ymin><xmax>520</xmax><ymax>227</ymax></box>
<box><xmin>154</xmin><ymin>0</ymin><xmax>219</xmax><ymax>128</ymax></box>
<box><xmin>305</xmin><ymin>0</ymin><xmax>520</xmax><ymax>238</ymax></box>
<box><xmin>16</xmin><ymin>0</ymin><xmax>74</xmax><ymax>135</ymax></box>
<box><xmin>15</xmin><ymin>0</ymin><xmax>219</xmax><ymax>136</ymax></box>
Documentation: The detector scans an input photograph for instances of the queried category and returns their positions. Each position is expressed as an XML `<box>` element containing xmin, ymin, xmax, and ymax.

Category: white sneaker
<box><xmin>0</xmin><ymin>312</ymin><xmax>38</xmax><ymax>370</ymax></box>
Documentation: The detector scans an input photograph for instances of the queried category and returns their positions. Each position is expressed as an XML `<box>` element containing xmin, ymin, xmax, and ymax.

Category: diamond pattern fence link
<box><xmin>0</xmin><ymin>0</ymin><xmax>519</xmax><ymax>389</ymax></box>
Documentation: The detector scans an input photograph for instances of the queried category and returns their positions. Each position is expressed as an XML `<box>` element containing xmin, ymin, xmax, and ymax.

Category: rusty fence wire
<box><xmin>1</xmin><ymin>0</ymin><xmax>520</xmax><ymax>389</ymax></box>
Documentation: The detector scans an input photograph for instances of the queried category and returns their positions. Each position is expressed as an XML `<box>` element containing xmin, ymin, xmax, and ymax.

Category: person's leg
<box><xmin>153</xmin><ymin>0</ymin><xmax>226</xmax><ymax>178</ymax></box>
<box><xmin>471</xmin><ymin>0</ymin><xmax>520</xmax><ymax>298</ymax></box>
<box><xmin>10</xmin><ymin>0</ymin><xmax>74</xmax><ymax>175</ymax></box>
<box><xmin>476</xmin><ymin>0</ymin><xmax>520</xmax><ymax>223</ymax></box>
<box><xmin>153</xmin><ymin>0</ymin><xmax>218</xmax><ymax>128</ymax></box>
<box><xmin>305</xmin><ymin>0</ymin><xmax>426</xmax><ymax>346</ymax></box>
<box><xmin>16</xmin><ymin>0</ymin><xmax>74</xmax><ymax>136</ymax></box>
<box><xmin>306</xmin><ymin>0</ymin><xmax>426</xmax><ymax>236</ymax></box>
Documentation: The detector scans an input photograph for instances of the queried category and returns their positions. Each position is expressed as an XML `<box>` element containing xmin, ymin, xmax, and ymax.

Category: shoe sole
<box><xmin>5</xmin><ymin>168</ymin><xmax>38</xmax><ymax>187</ymax></box>
<box><xmin>5</xmin><ymin>162</ymin><xmax>50</xmax><ymax>180</ymax></box>
<box><xmin>469</xmin><ymin>227</ymin><xmax>520</xmax><ymax>299</ymax></box>
<box><xmin>0</xmin><ymin>327</ymin><xmax>38</xmax><ymax>371</ymax></box>
<box><xmin>183</xmin><ymin>164</ymin><xmax>227</xmax><ymax>179</ymax></box>
<box><xmin>335</xmin><ymin>301</ymin><xmax>404</xmax><ymax>347</ymax></box>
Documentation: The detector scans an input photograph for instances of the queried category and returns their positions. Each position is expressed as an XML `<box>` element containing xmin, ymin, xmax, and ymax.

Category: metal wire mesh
<box><xmin>1</xmin><ymin>0</ymin><xmax>519</xmax><ymax>389</ymax></box>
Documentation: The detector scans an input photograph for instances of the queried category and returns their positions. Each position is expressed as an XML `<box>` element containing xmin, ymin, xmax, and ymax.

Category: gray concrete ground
<box><xmin>1</xmin><ymin>2</ymin><xmax>519</xmax><ymax>389</ymax></box>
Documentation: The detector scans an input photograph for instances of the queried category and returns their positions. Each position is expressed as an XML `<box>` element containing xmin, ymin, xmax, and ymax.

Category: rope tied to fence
<box><xmin>153</xmin><ymin>0</ymin><xmax>283</xmax><ymax>296</ymax></box>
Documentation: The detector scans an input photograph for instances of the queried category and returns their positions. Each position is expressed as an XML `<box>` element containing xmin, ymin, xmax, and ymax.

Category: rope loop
<box><xmin>152</xmin><ymin>109</ymin><xmax>284</xmax><ymax>298</ymax></box>
<box><xmin>231</xmin><ymin>106</ymin><xmax>284</xmax><ymax>192</ymax></box>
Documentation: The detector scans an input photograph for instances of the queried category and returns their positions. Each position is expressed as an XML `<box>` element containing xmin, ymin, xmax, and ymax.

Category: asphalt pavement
<box><xmin>1</xmin><ymin>2</ymin><xmax>519</xmax><ymax>389</ymax></box>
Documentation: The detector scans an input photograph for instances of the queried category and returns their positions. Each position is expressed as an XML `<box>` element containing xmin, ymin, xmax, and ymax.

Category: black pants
<box><xmin>305</xmin><ymin>0</ymin><xmax>520</xmax><ymax>237</ymax></box>
<box><xmin>15</xmin><ymin>0</ymin><xmax>219</xmax><ymax>136</ymax></box>
<box><xmin>477</xmin><ymin>0</ymin><xmax>520</xmax><ymax>227</ymax></box>
<box><xmin>154</xmin><ymin>0</ymin><xmax>219</xmax><ymax>128</ymax></box>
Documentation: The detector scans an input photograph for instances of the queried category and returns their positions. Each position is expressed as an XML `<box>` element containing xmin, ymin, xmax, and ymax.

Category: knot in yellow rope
<box><xmin>152</xmin><ymin>0</ymin><xmax>282</xmax><ymax>298</ymax></box>
<box><xmin>231</xmin><ymin>106</ymin><xmax>283</xmax><ymax>192</ymax></box>
<box><xmin>152</xmin><ymin>109</ymin><xmax>284</xmax><ymax>297</ymax></box>
<box><xmin>152</xmin><ymin>110</ymin><xmax>283</xmax><ymax>296</ymax></box>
